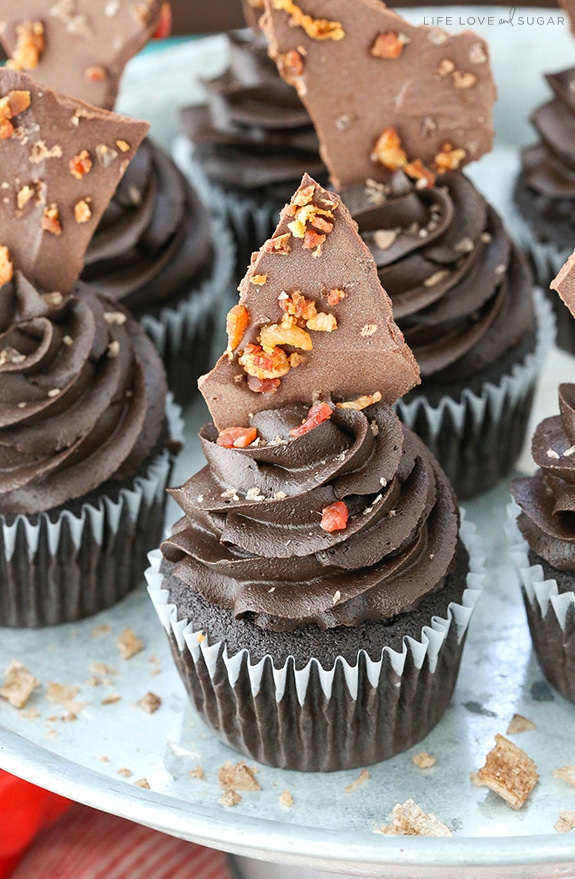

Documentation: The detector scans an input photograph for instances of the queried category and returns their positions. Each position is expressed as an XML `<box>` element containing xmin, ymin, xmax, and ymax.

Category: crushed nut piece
<box><xmin>376</xmin><ymin>799</ymin><xmax>451</xmax><ymax>836</ymax></box>
<box><xmin>0</xmin><ymin>660</ymin><xmax>39</xmax><ymax>708</ymax></box>
<box><xmin>360</xmin><ymin>324</ymin><xmax>378</xmax><ymax>336</ymax></box>
<box><xmin>264</xmin><ymin>233</ymin><xmax>291</xmax><ymax>254</ymax></box>
<box><xmin>137</xmin><ymin>692</ymin><xmax>161</xmax><ymax>714</ymax></box>
<box><xmin>42</xmin><ymin>205</ymin><xmax>62</xmax><ymax>235</ymax></box>
<box><xmin>345</xmin><ymin>769</ymin><xmax>369</xmax><ymax>793</ymax></box>
<box><xmin>29</xmin><ymin>141</ymin><xmax>63</xmax><ymax>163</ymax></box>
<box><xmin>477</xmin><ymin>734</ymin><xmax>538</xmax><ymax>810</ymax></box>
<box><xmin>239</xmin><ymin>343</ymin><xmax>291</xmax><ymax>381</ymax></box>
<box><xmin>8</xmin><ymin>21</ymin><xmax>45</xmax><ymax>71</ymax></box>
<box><xmin>69</xmin><ymin>150</ymin><xmax>93</xmax><ymax>180</ymax></box>
<box><xmin>259</xmin><ymin>315</ymin><xmax>313</xmax><ymax>353</ymax></box>
<box><xmin>506</xmin><ymin>714</ymin><xmax>536</xmax><ymax>735</ymax></box>
<box><xmin>412</xmin><ymin>752</ymin><xmax>437</xmax><ymax>769</ymax></box>
<box><xmin>469</xmin><ymin>42</ymin><xmax>487</xmax><ymax>63</ymax></box>
<box><xmin>424</xmin><ymin>270</ymin><xmax>449</xmax><ymax>287</ymax></box>
<box><xmin>117</xmin><ymin>628</ymin><xmax>144</xmax><ymax>660</ymax></box>
<box><xmin>47</xmin><ymin>388</ymin><xmax>61</xmax><ymax>398</ymax></box>
<box><xmin>371</xmin><ymin>127</ymin><xmax>407</xmax><ymax>170</ymax></box>
<box><xmin>337</xmin><ymin>391</ymin><xmax>382</xmax><ymax>410</ymax></box>
<box><xmin>95</xmin><ymin>143</ymin><xmax>119</xmax><ymax>167</ymax></box>
<box><xmin>373</xmin><ymin>229</ymin><xmax>398</xmax><ymax>251</ymax></box>
<box><xmin>0</xmin><ymin>89</ymin><xmax>31</xmax><ymax>139</ymax></box>
<box><xmin>453</xmin><ymin>70</ymin><xmax>477</xmax><ymax>89</ymax></box>
<box><xmin>250</xmin><ymin>274</ymin><xmax>268</xmax><ymax>286</ymax></box>
<box><xmin>16</xmin><ymin>185</ymin><xmax>34</xmax><ymax>210</ymax></box>
<box><xmin>107</xmin><ymin>340</ymin><xmax>120</xmax><ymax>358</ymax></box>
<box><xmin>278</xmin><ymin>48</ymin><xmax>305</xmax><ymax>86</ymax></box>
<box><xmin>327</xmin><ymin>287</ymin><xmax>346</xmax><ymax>306</ymax></box>
<box><xmin>218</xmin><ymin>761</ymin><xmax>261</xmax><ymax>792</ymax></box>
<box><xmin>437</xmin><ymin>58</ymin><xmax>455</xmax><ymax>76</ymax></box>
<box><xmin>272</xmin><ymin>0</ymin><xmax>345</xmax><ymax>40</ymax></box>
<box><xmin>306</xmin><ymin>312</ymin><xmax>337</xmax><ymax>332</ymax></box>
<box><xmin>0</xmin><ymin>245</ymin><xmax>13</xmax><ymax>285</ymax></box>
<box><xmin>74</xmin><ymin>199</ymin><xmax>92</xmax><ymax>223</ymax></box>
<box><xmin>433</xmin><ymin>143</ymin><xmax>467</xmax><ymax>172</ymax></box>
<box><xmin>104</xmin><ymin>311</ymin><xmax>127</xmax><ymax>326</ymax></box>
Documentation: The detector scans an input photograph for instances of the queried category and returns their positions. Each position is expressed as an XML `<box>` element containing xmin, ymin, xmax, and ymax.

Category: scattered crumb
<box><xmin>134</xmin><ymin>778</ymin><xmax>151</xmax><ymax>789</ymax></box>
<box><xmin>117</xmin><ymin>768</ymin><xmax>133</xmax><ymax>778</ymax></box>
<box><xmin>280</xmin><ymin>789</ymin><xmax>294</xmax><ymax>808</ymax></box>
<box><xmin>95</xmin><ymin>755</ymin><xmax>110</xmax><ymax>763</ymax></box>
<box><xmin>412</xmin><ymin>752</ymin><xmax>437</xmax><ymax>769</ymax></box>
<box><xmin>190</xmin><ymin>766</ymin><xmax>204</xmax><ymax>780</ymax></box>
<box><xmin>553</xmin><ymin>766</ymin><xmax>575</xmax><ymax>787</ymax></box>
<box><xmin>20</xmin><ymin>707</ymin><xmax>41</xmax><ymax>720</ymax></box>
<box><xmin>89</xmin><ymin>661</ymin><xmax>118</xmax><ymax>676</ymax></box>
<box><xmin>469</xmin><ymin>770</ymin><xmax>483</xmax><ymax>787</ymax></box>
<box><xmin>375</xmin><ymin>799</ymin><xmax>451</xmax><ymax>837</ymax></box>
<box><xmin>117</xmin><ymin>628</ymin><xmax>144</xmax><ymax>659</ymax></box>
<box><xmin>345</xmin><ymin>769</ymin><xmax>370</xmax><ymax>793</ymax></box>
<box><xmin>506</xmin><ymin>714</ymin><xmax>536</xmax><ymax>735</ymax></box>
<box><xmin>92</xmin><ymin>624</ymin><xmax>111</xmax><ymax>637</ymax></box>
<box><xmin>47</xmin><ymin>682</ymin><xmax>79</xmax><ymax>704</ymax></box>
<box><xmin>149</xmin><ymin>655</ymin><xmax>161</xmax><ymax>676</ymax></box>
<box><xmin>555</xmin><ymin>811</ymin><xmax>575</xmax><ymax>833</ymax></box>
<box><xmin>46</xmin><ymin>728</ymin><xmax>57</xmax><ymax>740</ymax></box>
<box><xmin>219</xmin><ymin>790</ymin><xmax>241</xmax><ymax>807</ymax></box>
<box><xmin>476</xmin><ymin>734</ymin><xmax>538</xmax><ymax>810</ymax></box>
<box><xmin>218</xmin><ymin>761</ymin><xmax>261</xmax><ymax>792</ymax></box>
<box><xmin>137</xmin><ymin>692</ymin><xmax>161</xmax><ymax>714</ymax></box>
<box><xmin>0</xmin><ymin>660</ymin><xmax>39</xmax><ymax>708</ymax></box>
<box><xmin>101</xmin><ymin>694</ymin><xmax>121</xmax><ymax>705</ymax></box>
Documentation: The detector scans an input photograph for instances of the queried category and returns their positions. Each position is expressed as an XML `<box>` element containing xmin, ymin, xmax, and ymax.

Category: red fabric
<box><xmin>7</xmin><ymin>803</ymin><xmax>232</xmax><ymax>879</ymax></box>
<box><xmin>0</xmin><ymin>772</ymin><xmax>72</xmax><ymax>879</ymax></box>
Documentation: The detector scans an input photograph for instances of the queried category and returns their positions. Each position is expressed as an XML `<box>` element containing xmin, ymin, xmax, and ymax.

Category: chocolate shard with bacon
<box><xmin>260</xmin><ymin>0</ymin><xmax>496</xmax><ymax>190</ymax></box>
<box><xmin>0</xmin><ymin>67</ymin><xmax>148</xmax><ymax>295</ymax></box>
<box><xmin>551</xmin><ymin>247</ymin><xmax>575</xmax><ymax>318</ymax></box>
<box><xmin>198</xmin><ymin>173</ymin><xmax>420</xmax><ymax>429</ymax></box>
<box><xmin>0</xmin><ymin>0</ymin><xmax>163</xmax><ymax>110</ymax></box>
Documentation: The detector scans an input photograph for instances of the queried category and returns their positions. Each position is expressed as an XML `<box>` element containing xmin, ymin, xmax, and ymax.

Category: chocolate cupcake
<box><xmin>147</xmin><ymin>175</ymin><xmax>485</xmax><ymax>772</ymax></box>
<box><xmin>174</xmin><ymin>17</ymin><xmax>327</xmax><ymax>276</ymax></box>
<box><xmin>261</xmin><ymin>0</ymin><xmax>552</xmax><ymax>499</ymax></box>
<box><xmin>508</xmin><ymin>251</ymin><xmax>575</xmax><ymax>702</ymax></box>
<box><xmin>513</xmin><ymin>65</ymin><xmax>575</xmax><ymax>352</ymax></box>
<box><xmin>0</xmin><ymin>1</ymin><xmax>234</xmax><ymax>404</ymax></box>
<box><xmin>0</xmin><ymin>69</ymin><xmax>180</xmax><ymax>627</ymax></box>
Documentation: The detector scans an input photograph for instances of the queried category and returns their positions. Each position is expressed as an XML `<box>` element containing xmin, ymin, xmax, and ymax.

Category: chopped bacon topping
<box><xmin>289</xmin><ymin>402</ymin><xmax>333</xmax><ymax>437</ymax></box>
<box><xmin>216</xmin><ymin>427</ymin><xmax>258</xmax><ymax>449</ymax></box>
<box><xmin>320</xmin><ymin>501</ymin><xmax>349</xmax><ymax>532</ymax></box>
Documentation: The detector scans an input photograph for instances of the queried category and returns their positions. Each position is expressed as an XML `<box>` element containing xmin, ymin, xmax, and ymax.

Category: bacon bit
<box><xmin>433</xmin><ymin>143</ymin><xmax>467</xmax><ymax>173</ymax></box>
<box><xmin>289</xmin><ymin>402</ymin><xmax>333</xmax><ymax>437</ymax></box>
<box><xmin>320</xmin><ymin>500</ymin><xmax>349</xmax><ymax>533</ymax></box>
<box><xmin>371</xmin><ymin>32</ymin><xmax>408</xmax><ymax>59</ymax></box>
<box><xmin>239</xmin><ymin>343</ymin><xmax>291</xmax><ymax>380</ymax></box>
<box><xmin>69</xmin><ymin>149</ymin><xmax>93</xmax><ymax>179</ymax></box>
<box><xmin>0</xmin><ymin>89</ymin><xmax>31</xmax><ymax>139</ymax></box>
<box><xmin>0</xmin><ymin>246</ymin><xmax>13</xmax><ymax>286</ymax></box>
<box><xmin>303</xmin><ymin>228</ymin><xmax>326</xmax><ymax>250</ymax></box>
<box><xmin>247</xmin><ymin>374</ymin><xmax>281</xmax><ymax>393</ymax></box>
<box><xmin>85</xmin><ymin>65</ymin><xmax>107</xmax><ymax>82</ymax></box>
<box><xmin>403</xmin><ymin>158</ymin><xmax>436</xmax><ymax>188</ymax></box>
<box><xmin>278</xmin><ymin>48</ymin><xmax>304</xmax><ymax>85</ymax></box>
<box><xmin>327</xmin><ymin>288</ymin><xmax>346</xmax><ymax>306</ymax></box>
<box><xmin>371</xmin><ymin>127</ymin><xmax>407</xmax><ymax>170</ymax></box>
<box><xmin>280</xmin><ymin>289</ymin><xmax>317</xmax><ymax>323</ymax></box>
<box><xmin>226</xmin><ymin>304</ymin><xmax>250</xmax><ymax>356</ymax></box>
<box><xmin>152</xmin><ymin>1</ymin><xmax>172</xmax><ymax>38</ymax></box>
<box><xmin>8</xmin><ymin>21</ymin><xmax>45</xmax><ymax>71</ymax></box>
<box><xmin>264</xmin><ymin>233</ymin><xmax>291</xmax><ymax>254</ymax></box>
<box><xmin>42</xmin><ymin>205</ymin><xmax>62</xmax><ymax>235</ymax></box>
<box><xmin>272</xmin><ymin>0</ymin><xmax>345</xmax><ymax>40</ymax></box>
<box><xmin>217</xmin><ymin>427</ymin><xmax>258</xmax><ymax>449</ymax></box>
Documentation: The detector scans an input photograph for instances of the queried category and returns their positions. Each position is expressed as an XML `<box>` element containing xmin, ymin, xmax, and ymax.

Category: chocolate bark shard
<box><xmin>198</xmin><ymin>173</ymin><xmax>420</xmax><ymax>430</ymax></box>
<box><xmin>0</xmin><ymin>0</ymin><xmax>163</xmax><ymax>110</ymax></box>
<box><xmin>0</xmin><ymin>67</ymin><xmax>148</xmax><ymax>295</ymax></box>
<box><xmin>261</xmin><ymin>0</ymin><xmax>495</xmax><ymax>190</ymax></box>
<box><xmin>551</xmin><ymin>247</ymin><xmax>575</xmax><ymax>318</ymax></box>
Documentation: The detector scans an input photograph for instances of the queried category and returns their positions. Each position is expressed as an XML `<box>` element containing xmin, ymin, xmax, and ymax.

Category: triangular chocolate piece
<box><xmin>0</xmin><ymin>68</ymin><xmax>148</xmax><ymax>294</ymax></box>
<box><xmin>199</xmin><ymin>174</ymin><xmax>420</xmax><ymax>429</ymax></box>
<box><xmin>261</xmin><ymin>0</ymin><xmax>495</xmax><ymax>190</ymax></box>
<box><xmin>0</xmin><ymin>0</ymin><xmax>163</xmax><ymax>110</ymax></box>
<box><xmin>551</xmin><ymin>247</ymin><xmax>575</xmax><ymax>318</ymax></box>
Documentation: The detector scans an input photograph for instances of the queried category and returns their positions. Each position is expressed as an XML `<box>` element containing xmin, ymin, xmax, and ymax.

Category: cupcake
<box><xmin>508</xmin><ymin>250</ymin><xmax>575</xmax><ymax>702</ymax></box>
<box><xmin>174</xmin><ymin>3</ymin><xmax>327</xmax><ymax>276</ymax></box>
<box><xmin>146</xmin><ymin>174</ymin><xmax>485</xmax><ymax>772</ymax></box>
<box><xmin>513</xmin><ymin>64</ymin><xmax>575</xmax><ymax>351</ymax></box>
<box><xmin>261</xmin><ymin>0</ymin><xmax>552</xmax><ymax>499</ymax></box>
<box><xmin>0</xmin><ymin>1</ymin><xmax>234</xmax><ymax>404</ymax></box>
<box><xmin>0</xmin><ymin>69</ymin><xmax>180</xmax><ymax>627</ymax></box>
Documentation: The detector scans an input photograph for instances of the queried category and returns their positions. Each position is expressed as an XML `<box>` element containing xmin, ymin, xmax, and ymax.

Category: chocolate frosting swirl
<box><xmin>0</xmin><ymin>273</ymin><xmax>167</xmax><ymax>516</ymax></box>
<box><xmin>180</xmin><ymin>31</ymin><xmax>326</xmax><ymax>198</ymax></box>
<box><xmin>520</xmin><ymin>67</ymin><xmax>575</xmax><ymax>202</ymax></box>
<box><xmin>345</xmin><ymin>171</ymin><xmax>534</xmax><ymax>382</ymax></box>
<box><xmin>162</xmin><ymin>402</ymin><xmax>459</xmax><ymax>631</ymax></box>
<box><xmin>82</xmin><ymin>138</ymin><xmax>213</xmax><ymax>314</ymax></box>
<box><xmin>512</xmin><ymin>383</ymin><xmax>575</xmax><ymax>570</ymax></box>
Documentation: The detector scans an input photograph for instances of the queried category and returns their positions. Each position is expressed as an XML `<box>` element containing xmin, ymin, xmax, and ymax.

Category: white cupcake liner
<box><xmin>394</xmin><ymin>287</ymin><xmax>555</xmax><ymax>499</ymax></box>
<box><xmin>0</xmin><ymin>395</ymin><xmax>183</xmax><ymax>628</ymax></box>
<box><xmin>506</xmin><ymin>500</ymin><xmax>575</xmax><ymax>702</ymax></box>
<box><xmin>146</xmin><ymin>515</ymin><xmax>485</xmax><ymax>770</ymax></box>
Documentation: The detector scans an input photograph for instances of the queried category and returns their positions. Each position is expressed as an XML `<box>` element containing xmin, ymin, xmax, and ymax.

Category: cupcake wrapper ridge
<box><xmin>146</xmin><ymin>515</ymin><xmax>485</xmax><ymax>771</ymax></box>
<box><xmin>0</xmin><ymin>394</ymin><xmax>184</xmax><ymax>628</ymax></box>
<box><xmin>395</xmin><ymin>287</ymin><xmax>555</xmax><ymax>498</ymax></box>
